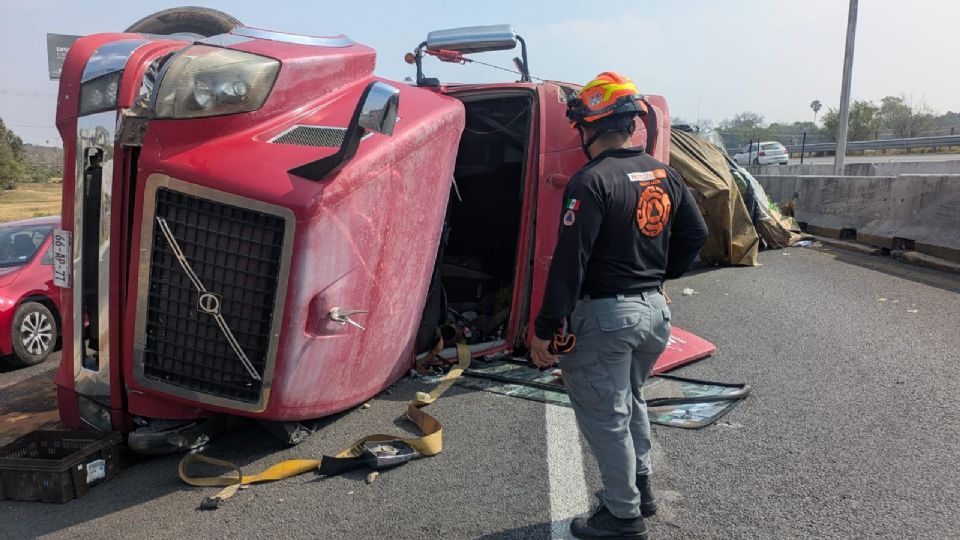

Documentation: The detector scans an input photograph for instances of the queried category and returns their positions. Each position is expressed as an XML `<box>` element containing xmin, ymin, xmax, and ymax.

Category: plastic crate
<box><xmin>0</xmin><ymin>430</ymin><xmax>122</xmax><ymax>503</ymax></box>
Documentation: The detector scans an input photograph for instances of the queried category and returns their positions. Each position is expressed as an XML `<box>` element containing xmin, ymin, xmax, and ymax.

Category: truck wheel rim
<box><xmin>21</xmin><ymin>311</ymin><xmax>52</xmax><ymax>355</ymax></box>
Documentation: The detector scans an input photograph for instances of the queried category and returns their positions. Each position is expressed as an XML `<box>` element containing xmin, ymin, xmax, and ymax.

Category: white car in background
<box><xmin>733</xmin><ymin>141</ymin><xmax>789</xmax><ymax>166</ymax></box>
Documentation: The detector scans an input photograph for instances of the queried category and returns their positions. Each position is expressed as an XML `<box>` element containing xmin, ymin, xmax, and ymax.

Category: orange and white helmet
<box><xmin>566</xmin><ymin>71</ymin><xmax>647</xmax><ymax>127</ymax></box>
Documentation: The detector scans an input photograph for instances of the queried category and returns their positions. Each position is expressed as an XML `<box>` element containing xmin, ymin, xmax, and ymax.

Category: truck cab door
<box><xmin>527</xmin><ymin>82</ymin><xmax>586</xmax><ymax>345</ymax></box>
<box><xmin>526</xmin><ymin>84</ymin><xmax>670</xmax><ymax>345</ymax></box>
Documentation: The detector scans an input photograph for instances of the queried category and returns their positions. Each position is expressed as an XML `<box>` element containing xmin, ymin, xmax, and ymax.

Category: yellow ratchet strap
<box><xmin>179</xmin><ymin>342</ymin><xmax>471</xmax><ymax>506</ymax></box>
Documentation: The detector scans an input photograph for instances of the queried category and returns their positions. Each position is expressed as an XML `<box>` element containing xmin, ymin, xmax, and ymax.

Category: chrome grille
<box><xmin>142</xmin><ymin>188</ymin><xmax>286</xmax><ymax>403</ymax></box>
<box><xmin>271</xmin><ymin>126</ymin><xmax>348</xmax><ymax>147</ymax></box>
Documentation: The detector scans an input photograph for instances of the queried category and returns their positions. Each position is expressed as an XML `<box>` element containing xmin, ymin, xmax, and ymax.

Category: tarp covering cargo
<box><xmin>669</xmin><ymin>129</ymin><xmax>759</xmax><ymax>266</ymax></box>
<box><xmin>730</xmin><ymin>165</ymin><xmax>806</xmax><ymax>249</ymax></box>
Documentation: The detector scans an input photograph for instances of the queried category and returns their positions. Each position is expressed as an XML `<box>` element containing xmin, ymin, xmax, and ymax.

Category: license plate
<box><xmin>53</xmin><ymin>229</ymin><xmax>71</xmax><ymax>288</ymax></box>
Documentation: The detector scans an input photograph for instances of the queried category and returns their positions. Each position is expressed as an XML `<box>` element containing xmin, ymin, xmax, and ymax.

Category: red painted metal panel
<box><xmin>652</xmin><ymin>326</ymin><xmax>716</xmax><ymax>375</ymax></box>
<box><xmin>122</xmin><ymin>78</ymin><xmax>465</xmax><ymax>420</ymax></box>
<box><xmin>54</xmin><ymin>34</ymin><xmax>131</xmax><ymax>429</ymax></box>
<box><xmin>55</xmin><ymin>36</ymin><xmax>195</xmax><ymax>429</ymax></box>
<box><xmin>527</xmin><ymin>83</ymin><xmax>673</xmax><ymax>347</ymax></box>
<box><xmin>55</xmin><ymin>28</ymin><xmax>689</xmax><ymax>431</ymax></box>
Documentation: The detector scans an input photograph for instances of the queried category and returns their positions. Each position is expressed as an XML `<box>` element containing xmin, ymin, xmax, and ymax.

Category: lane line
<box><xmin>545</xmin><ymin>403</ymin><xmax>590</xmax><ymax>539</ymax></box>
<box><xmin>646</xmin><ymin>434</ymin><xmax>681</xmax><ymax>524</ymax></box>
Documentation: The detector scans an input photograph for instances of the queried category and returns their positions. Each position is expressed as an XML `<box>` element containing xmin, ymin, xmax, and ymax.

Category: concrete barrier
<box><xmin>757</xmin><ymin>164</ymin><xmax>834</xmax><ymax>176</ymax></box>
<box><xmin>756</xmin><ymin>159</ymin><xmax>960</xmax><ymax>177</ymax></box>
<box><xmin>756</xmin><ymin>174</ymin><xmax>960</xmax><ymax>263</ymax></box>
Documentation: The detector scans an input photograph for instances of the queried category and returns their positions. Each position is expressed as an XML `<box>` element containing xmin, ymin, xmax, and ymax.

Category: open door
<box><xmin>528</xmin><ymin>85</ymin><xmax>697</xmax><ymax>373</ymax></box>
<box><xmin>530</xmin><ymin>84</ymin><xmax>679</xmax><ymax>338</ymax></box>
<box><xmin>414</xmin><ymin>88</ymin><xmax>537</xmax><ymax>359</ymax></box>
<box><xmin>527</xmin><ymin>82</ymin><xmax>586</xmax><ymax>345</ymax></box>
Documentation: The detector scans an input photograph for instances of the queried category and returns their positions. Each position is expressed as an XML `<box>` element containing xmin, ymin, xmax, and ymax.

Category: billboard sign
<box><xmin>47</xmin><ymin>33</ymin><xmax>81</xmax><ymax>80</ymax></box>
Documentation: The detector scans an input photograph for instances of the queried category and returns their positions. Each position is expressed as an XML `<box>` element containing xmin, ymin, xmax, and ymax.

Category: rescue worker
<box><xmin>532</xmin><ymin>72</ymin><xmax>708</xmax><ymax>539</ymax></box>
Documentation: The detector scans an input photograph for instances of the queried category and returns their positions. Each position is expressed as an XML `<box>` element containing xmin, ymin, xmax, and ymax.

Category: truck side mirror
<box><xmin>289</xmin><ymin>81</ymin><xmax>400</xmax><ymax>181</ymax></box>
<box><xmin>412</xmin><ymin>24</ymin><xmax>531</xmax><ymax>86</ymax></box>
<box><xmin>357</xmin><ymin>82</ymin><xmax>400</xmax><ymax>136</ymax></box>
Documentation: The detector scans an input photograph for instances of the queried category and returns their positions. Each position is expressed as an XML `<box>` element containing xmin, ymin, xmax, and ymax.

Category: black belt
<box><xmin>581</xmin><ymin>286</ymin><xmax>661</xmax><ymax>300</ymax></box>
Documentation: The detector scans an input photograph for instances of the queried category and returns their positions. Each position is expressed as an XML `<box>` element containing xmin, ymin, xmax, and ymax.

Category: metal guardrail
<box><xmin>781</xmin><ymin>135</ymin><xmax>960</xmax><ymax>154</ymax></box>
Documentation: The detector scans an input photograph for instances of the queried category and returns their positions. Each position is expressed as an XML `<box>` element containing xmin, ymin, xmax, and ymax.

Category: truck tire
<box><xmin>125</xmin><ymin>7</ymin><xmax>242</xmax><ymax>37</ymax></box>
<box><xmin>8</xmin><ymin>302</ymin><xmax>58</xmax><ymax>367</ymax></box>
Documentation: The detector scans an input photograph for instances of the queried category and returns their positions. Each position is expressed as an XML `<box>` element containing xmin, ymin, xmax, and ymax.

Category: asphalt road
<box><xmin>0</xmin><ymin>351</ymin><xmax>60</xmax><ymax>388</ymax></box>
<box><xmin>0</xmin><ymin>352</ymin><xmax>62</xmax><ymax>447</ymax></box>
<box><xmin>2</xmin><ymin>246</ymin><xmax>959</xmax><ymax>539</ymax></box>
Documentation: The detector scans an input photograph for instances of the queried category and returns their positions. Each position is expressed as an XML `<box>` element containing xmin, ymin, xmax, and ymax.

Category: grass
<box><xmin>0</xmin><ymin>182</ymin><xmax>62</xmax><ymax>223</ymax></box>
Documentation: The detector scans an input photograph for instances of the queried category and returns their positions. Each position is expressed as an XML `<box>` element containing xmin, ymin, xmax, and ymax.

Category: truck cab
<box><xmin>53</xmin><ymin>14</ymin><xmax>701</xmax><ymax>451</ymax></box>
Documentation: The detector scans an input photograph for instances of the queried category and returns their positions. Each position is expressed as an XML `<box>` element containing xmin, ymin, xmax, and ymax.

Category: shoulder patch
<box><xmin>563</xmin><ymin>209</ymin><xmax>576</xmax><ymax>226</ymax></box>
<box><xmin>627</xmin><ymin>169</ymin><xmax>668</xmax><ymax>184</ymax></box>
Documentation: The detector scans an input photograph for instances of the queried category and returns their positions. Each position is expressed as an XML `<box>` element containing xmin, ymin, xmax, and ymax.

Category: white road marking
<box><xmin>545</xmin><ymin>404</ymin><xmax>678</xmax><ymax>536</ymax></box>
<box><xmin>546</xmin><ymin>403</ymin><xmax>590</xmax><ymax>539</ymax></box>
<box><xmin>647</xmin><ymin>434</ymin><xmax>679</xmax><ymax>523</ymax></box>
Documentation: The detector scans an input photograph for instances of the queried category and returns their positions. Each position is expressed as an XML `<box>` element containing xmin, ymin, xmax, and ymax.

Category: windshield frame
<box><xmin>0</xmin><ymin>224</ymin><xmax>55</xmax><ymax>269</ymax></box>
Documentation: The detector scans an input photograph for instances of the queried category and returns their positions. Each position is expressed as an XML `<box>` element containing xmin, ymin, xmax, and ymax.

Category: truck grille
<box><xmin>142</xmin><ymin>188</ymin><xmax>287</xmax><ymax>403</ymax></box>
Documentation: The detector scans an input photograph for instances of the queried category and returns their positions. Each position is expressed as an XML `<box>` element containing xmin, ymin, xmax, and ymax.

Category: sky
<box><xmin>1</xmin><ymin>0</ymin><xmax>957</xmax><ymax>146</ymax></box>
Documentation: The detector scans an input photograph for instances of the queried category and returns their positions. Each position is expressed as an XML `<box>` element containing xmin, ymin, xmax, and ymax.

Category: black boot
<box><xmin>570</xmin><ymin>502</ymin><xmax>648</xmax><ymax>540</ymax></box>
<box><xmin>637</xmin><ymin>474</ymin><xmax>658</xmax><ymax>517</ymax></box>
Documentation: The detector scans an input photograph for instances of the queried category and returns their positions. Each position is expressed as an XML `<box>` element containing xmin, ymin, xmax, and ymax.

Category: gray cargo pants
<box><xmin>562</xmin><ymin>290</ymin><xmax>671</xmax><ymax>519</ymax></box>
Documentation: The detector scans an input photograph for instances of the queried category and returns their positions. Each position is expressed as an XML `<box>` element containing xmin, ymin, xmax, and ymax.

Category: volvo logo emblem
<box><xmin>197</xmin><ymin>292</ymin><xmax>222</xmax><ymax>315</ymax></box>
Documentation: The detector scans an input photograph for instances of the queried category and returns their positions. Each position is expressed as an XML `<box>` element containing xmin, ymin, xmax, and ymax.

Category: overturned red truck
<box><xmin>54</xmin><ymin>9</ymin><xmax>713</xmax><ymax>452</ymax></box>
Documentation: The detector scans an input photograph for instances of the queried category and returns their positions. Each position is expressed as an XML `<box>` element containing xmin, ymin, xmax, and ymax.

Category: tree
<box><xmin>878</xmin><ymin>96</ymin><xmax>911</xmax><ymax>137</ymax></box>
<box><xmin>934</xmin><ymin>111</ymin><xmax>960</xmax><ymax>133</ymax></box>
<box><xmin>716</xmin><ymin>112</ymin><xmax>768</xmax><ymax>149</ymax></box>
<box><xmin>0</xmin><ymin>119</ymin><xmax>23</xmax><ymax>157</ymax></box>
<box><xmin>820</xmin><ymin>109</ymin><xmax>839</xmax><ymax>141</ymax></box>
<box><xmin>671</xmin><ymin>117</ymin><xmax>715</xmax><ymax>133</ymax></box>
<box><xmin>848</xmin><ymin>100</ymin><xmax>881</xmax><ymax>140</ymax></box>
<box><xmin>0</xmin><ymin>142</ymin><xmax>24</xmax><ymax>183</ymax></box>
<box><xmin>821</xmin><ymin>100</ymin><xmax>880</xmax><ymax>142</ymax></box>
<box><xmin>878</xmin><ymin>95</ymin><xmax>935</xmax><ymax>138</ymax></box>
<box><xmin>0</xmin><ymin>117</ymin><xmax>28</xmax><ymax>184</ymax></box>
<box><xmin>719</xmin><ymin>111</ymin><xmax>766</xmax><ymax>130</ymax></box>
<box><xmin>810</xmin><ymin>100</ymin><xmax>822</xmax><ymax>125</ymax></box>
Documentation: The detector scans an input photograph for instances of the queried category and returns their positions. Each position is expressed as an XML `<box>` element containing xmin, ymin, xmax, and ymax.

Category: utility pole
<box><xmin>834</xmin><ymin>0</ymin><xmax>859</xmax><ymax>175</ymax></box>
<box><xmin>800</xmin><ymin>131</ymin><xmax>807</xmax><ymax>165</ymax></box>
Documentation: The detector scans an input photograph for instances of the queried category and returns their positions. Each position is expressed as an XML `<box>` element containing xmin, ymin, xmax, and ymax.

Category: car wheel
<box><xmin>8</xmin><ymin>302</ymin><xmax>58</xmax><ymax>367</ymax></box>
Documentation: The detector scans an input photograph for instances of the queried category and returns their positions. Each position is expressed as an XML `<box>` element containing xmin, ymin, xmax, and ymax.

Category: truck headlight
<box><xmin>153</xmin><ymin>46</ymin><xmax>280</xmax><ymax>119</ymax></box>
<box><xmin>79</xmin><ymin>72</ymin><xmax>121</xmax><ymax>115</ymax></box>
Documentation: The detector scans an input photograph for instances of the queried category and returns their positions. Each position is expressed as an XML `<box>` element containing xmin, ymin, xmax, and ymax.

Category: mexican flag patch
<box><xmin>564</xmin><ymin>198</ymin><xmax>581</xmax><ymax>211</ymax></box>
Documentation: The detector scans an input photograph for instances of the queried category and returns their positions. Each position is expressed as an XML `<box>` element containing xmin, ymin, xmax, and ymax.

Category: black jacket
<box><xmin>534</xmin><ymin>147</ymin><xmax>708</xmax><ymax>340</ymax></box>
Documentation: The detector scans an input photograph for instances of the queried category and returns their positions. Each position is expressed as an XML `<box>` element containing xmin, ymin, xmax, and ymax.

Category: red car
<box><xmin>0</xmin><ymin>216</ymin><xmax>62</xmax><ymax>367</ymax></box>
